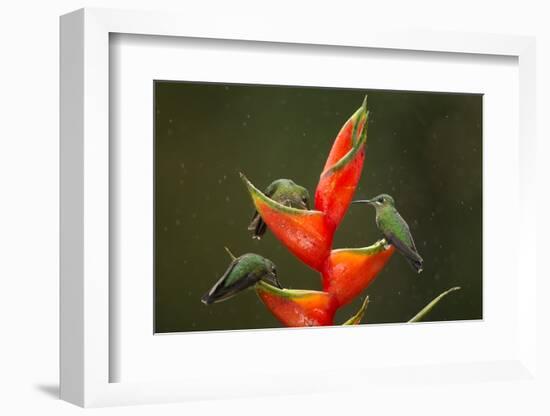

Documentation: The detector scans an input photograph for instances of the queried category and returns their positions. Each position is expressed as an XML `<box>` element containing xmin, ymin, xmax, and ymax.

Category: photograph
<box><xmin>154</xmin><ymin>82</ymin><xmax>483</xmax><ymax>333</ymax></box>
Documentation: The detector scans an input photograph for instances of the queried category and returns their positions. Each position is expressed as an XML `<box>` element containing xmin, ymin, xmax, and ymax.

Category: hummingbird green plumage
<box><xmin>248</xmin><ymin>178</ymin><xmax>310</xmax><ymax>239</ymax></box>
<box><xmin>201</xmin><ymin>252</ymin><xmax>281</xmax><ymax>305</ymax></box>
<box><xmin>352</xmin><ymin>194</ymin><xmax>424</xmax><ymax>273</ymax></box>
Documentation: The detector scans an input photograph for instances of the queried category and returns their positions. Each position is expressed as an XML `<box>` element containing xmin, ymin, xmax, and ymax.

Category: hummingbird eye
<box><xmin>378</xmin><ymin>197</ymin><xmax>384</xmax><ymax>203</ymax></box>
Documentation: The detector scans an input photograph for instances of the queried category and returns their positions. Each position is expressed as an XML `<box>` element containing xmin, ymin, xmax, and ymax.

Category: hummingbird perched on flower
<box><xmin>248</xmin><ymin>178</ymin><xmax>310</xmax><ymax>239</ymax></box>
<box><xmin>352</xmin><ymin>194</ymin><xmax>424</xmax><ymax>273</ymax></box>
<box><xmin>201</xmin><ymin>252</ymin><xmax>281</xmax><ymax>305</ymax></box>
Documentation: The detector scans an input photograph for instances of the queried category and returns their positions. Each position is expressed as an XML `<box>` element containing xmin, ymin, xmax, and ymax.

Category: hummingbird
<box><xmin>248</xmin><ymin>178</ymin><xmax>310</xmax><ymax>239</ymax></box>
<box><xmin>352</xmin><ymin>194</ymin><xmax>424</xmax><ymax>273</ymax></box>
<box><xmin>201</xmin><ymin>252</ymin><xmax>281</xmax><ymax>305</ymax></box>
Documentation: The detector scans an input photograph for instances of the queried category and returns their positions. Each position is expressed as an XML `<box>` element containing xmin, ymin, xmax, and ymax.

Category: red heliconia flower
<box><xmin>242</xmin><ymin>96</ymin><xmax>400</xmax><ymax>326</ymax></box>
<box><xmin>322</xmin><ymin>241</ymin><xmax>395</xmax><ymax>307</ymax></box>
<box><xmin>256</xmin><ymin>282</ymin><xmax>337</xmax><ymax>327</ymax></box>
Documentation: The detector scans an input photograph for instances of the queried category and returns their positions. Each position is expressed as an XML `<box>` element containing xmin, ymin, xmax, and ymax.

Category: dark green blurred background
<box><xmin>154</xmin><ymin>81</ymin><xmax>482</xmax><ymax>333</ymax></box>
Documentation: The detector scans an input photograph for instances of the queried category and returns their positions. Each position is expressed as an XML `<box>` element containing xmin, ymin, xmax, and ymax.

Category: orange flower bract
<box><xmin>256</xmin><ymin>283</ymin><xmax>337</xmax><ymax>327</ymax></box>
<box><xmin>322</xmin><ymin>244</ymin><xmax>395</xmax><ymax>307</ymax></box>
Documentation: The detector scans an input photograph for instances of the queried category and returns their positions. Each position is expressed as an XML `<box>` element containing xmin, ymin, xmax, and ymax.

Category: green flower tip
<box><xmin>332</xmin><ymin>238</ymin><xmax>388</xmax><ymax>256</ymax></box>
<box><xmin>325</xmin><ymin>97</ymin><xmax>369</xmax><ymax>176</ymax></box>
<box><xmin>361</xmin><ymin>94</ymin><xmax>368</xmax><ymax>114</ymax></box>
<box><xmin>256</xmin><ymin>280</ymin><xmax>326</xmax><ymax>299</ymax></box>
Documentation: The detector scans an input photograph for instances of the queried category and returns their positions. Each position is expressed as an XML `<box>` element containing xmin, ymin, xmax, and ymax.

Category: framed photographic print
<box><xmin>60</xmin><ymin>7</ymin><xmax>538</xmax><ymax>408</ymax></box>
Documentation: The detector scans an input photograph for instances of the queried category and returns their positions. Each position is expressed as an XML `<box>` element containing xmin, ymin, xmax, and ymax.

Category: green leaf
<box><xmin>408</xmin><ymin>286</ymin><xmax>461</xmax><ymax>323</ymax></box>
<box><xmin>343</xmin><ymin>296</ymin><xmax>370</xmax><ymax>325</ymax></box>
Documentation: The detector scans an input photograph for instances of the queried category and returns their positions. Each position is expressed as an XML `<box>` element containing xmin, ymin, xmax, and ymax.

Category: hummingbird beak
<box><xmin>264</xmin><ymin>272</ymin><xmax>283</xmax><ymax>289</ymax></box>
<box><xmin>352</xmin><ymin>199</ymin><xmax>374</xmax><ymax>205</ymax></box>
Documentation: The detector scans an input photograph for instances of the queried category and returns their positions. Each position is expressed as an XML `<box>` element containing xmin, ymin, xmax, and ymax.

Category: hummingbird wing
<box><xmin>385</xmin><ymin>231</ymin><xmax>424</xmax><ymax>273</ymax></box>
<box><xmin>379</xmin><ymin>209</ymin><xmax>424</xmax><ymax>273</ymax></box>
<box><xmin>201</xmin><ymin>259</ymin><xmax>262</xmax><ymax>304</ymax></box>
<box><xmin>247</xmin><ymin>182</ymin><xmax>279</xmax><ymax>239</ymax></box>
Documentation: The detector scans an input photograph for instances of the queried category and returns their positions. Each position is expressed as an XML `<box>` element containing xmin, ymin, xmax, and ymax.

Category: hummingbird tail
<box><xmin>248</xmin><ymin>212</ymin><xmax>267</xmax><ymax>239</ymax></box>
<box><xmin>255</xmin><ymin>219</ymin><xmax>267</xmax><ymax>239</ymax></box>
<box><xmin>407</xmin><ymin>258</ymin><xmax>423</xmax><ymax>274</ymax></box>
<box><xmin>201</xmin><ymin>293</ymin><xmax>214</xmax><ymax>305</ymax></box>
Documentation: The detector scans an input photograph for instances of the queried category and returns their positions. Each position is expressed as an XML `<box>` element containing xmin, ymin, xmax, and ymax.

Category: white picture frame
<box><xmin>60</xmin><ymin>7</ymin><xmax>538</xmax><ymax>408</ymax></box>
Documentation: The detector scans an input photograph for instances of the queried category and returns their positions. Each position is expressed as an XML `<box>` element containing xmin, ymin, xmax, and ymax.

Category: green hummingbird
<box><xmin>201</xmin><ymin>252</ymin><xmax>281</xmax><ymax>305</ymax></box>
<box><xmin>248</xmin><ymin>178</ymin><xmax>310</xmax><ymax>239</ymax></box>
<box><xmin>352</xmin><ymin>194</ymin><xmax>424</xmax><ymax>273</ymax></box>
